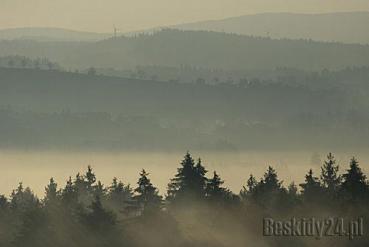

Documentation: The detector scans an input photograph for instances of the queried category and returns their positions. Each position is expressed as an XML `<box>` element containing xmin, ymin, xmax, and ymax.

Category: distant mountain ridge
<box><xmin>1</xmin><ymin>29</ymin><xmax>369</xmax><ymax>71</ymax></box>
<box><xmin>173</xmin><ymin>12</ymin><xmax>369</xmax><ymax>44</ymax></box>
<box><xmin>2</xmin><ymin>12</ymin><xmax>369</xmax><ymax>44</ymax></box>
<box><xmin>0</xmin><ymin>27</ymin><xmax>111</xmax><ymax>42</ymax></box>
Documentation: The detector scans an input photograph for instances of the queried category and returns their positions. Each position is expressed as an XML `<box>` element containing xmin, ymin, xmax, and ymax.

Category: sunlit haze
<box><xmin>0</xmin><ymin>0</ymin><xmax>368</xmax><ymax>32</ymax></box>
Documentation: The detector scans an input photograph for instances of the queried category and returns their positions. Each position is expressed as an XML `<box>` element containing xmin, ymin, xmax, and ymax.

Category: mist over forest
<box><xmin>1</xmin><ymin>9</ymin><xmax>369</xmax><ymax>246</ymax></box>
<box><xmin>1</xmin><ymin>62</ymin><xmax>369</xmax><ymax>151</ymax></box>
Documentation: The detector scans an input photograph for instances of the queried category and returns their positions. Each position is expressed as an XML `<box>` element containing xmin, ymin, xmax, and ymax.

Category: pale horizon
<box><xmin>1</xmin><ymin>10</ymin><xmax>369</xmax><ymax>34</ymax></box>
<box><xmin>1</xmin><ymin>0</ymin><xmax>369</xmax><ymax>33</ymax></box>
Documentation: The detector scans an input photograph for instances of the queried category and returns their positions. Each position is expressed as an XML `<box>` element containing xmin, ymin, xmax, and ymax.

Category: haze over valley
<box><xmin>1</xmin><ymin>2</ymin><xmax>369</xmax><ymax>245</ymax></box>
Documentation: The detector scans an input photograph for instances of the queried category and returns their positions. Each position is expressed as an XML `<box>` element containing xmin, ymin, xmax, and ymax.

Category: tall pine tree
<box><xmin>206</xmin><ymin>171</ymin><xmax>231</xmax><ymax>203</ymax></box>
<box><xmin>167</xmin><ymin>152</ymin><xmax>207</xmax><ymax>203</ymax></box>
<box><xmin>134</xmin><ymin>169</ymin><xmax>162</xmax><ymax>215</ymax></box>
<box><xmin>299</xmin><ymin>169</ymin><xmax>322</xmax><ymax>203</ymax></box>
<box><xmin>44</xmin><ymin>178</ymin><xmax>60</xmax><ymax>206</ymax></box>
<box><xmin>321</xmin><ymin>153</ymin><xmax>341</xmax><ymax>197</ymax></box>
<box><xmin>341</xmin><ymin>157</ymin><xmax>368</xmax><ymax>203</ymax></box>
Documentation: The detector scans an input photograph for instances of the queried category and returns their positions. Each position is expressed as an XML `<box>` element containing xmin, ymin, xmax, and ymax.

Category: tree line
<box><xmin>0</xmin><ymin>152</ymin><xmax>368</xmax><ymax>247</ymax></box>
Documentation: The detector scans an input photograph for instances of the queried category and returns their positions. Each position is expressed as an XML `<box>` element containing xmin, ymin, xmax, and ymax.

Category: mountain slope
<box><xmin>174</xmin><ymin>12</ymin><xmax>369</xmax><ymax>44</ymax></box>
<box><xmin>1</xmin><ymin>67</ymin><xmax>369</xmax><ymax>150</ymax></box>
<box><xmin>1</xmin><ymin>29</ymin><xmax>369</xmax><ymax>71</ymax></box>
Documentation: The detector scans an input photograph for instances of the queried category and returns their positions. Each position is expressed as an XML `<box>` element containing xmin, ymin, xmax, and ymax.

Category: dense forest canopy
<box><xmin>1</xmin><ymin>29</ymin><xmax>369</xmax><ymax>71</ymax></box>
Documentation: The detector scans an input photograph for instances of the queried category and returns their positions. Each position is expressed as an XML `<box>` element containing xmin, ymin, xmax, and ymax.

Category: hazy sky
<box><xmin>1</xmin><ymin>0</ymin><xmax>369</xmax><ymax>33</ymax></box>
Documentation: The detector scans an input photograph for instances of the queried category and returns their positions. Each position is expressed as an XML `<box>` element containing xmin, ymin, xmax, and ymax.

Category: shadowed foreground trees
<box><xmin>0</xmin><ymin>152</ymin><xmax>368</xmax><ymax>247</ymax></box>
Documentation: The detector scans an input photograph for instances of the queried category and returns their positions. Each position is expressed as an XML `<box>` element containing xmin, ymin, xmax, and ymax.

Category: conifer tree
<box><xmin>94</xmin><ymin>181</ymin><xmax>107</xmax><ymax>199</ymax></box>
<box><xmin>167</xmin><ymin>152</ymin><xmax>207</xmax><ymax>202</ymax></box>
<box><xmin>206</xmin><ymin>171</ymin><xmax>231</xmax><ymax>202</ymax></box>
<box><xmin>341</xmin><ymin>157</ymin><xmax>368</xmax><ymax>202</ymax></box>
<box><xmin>10</xmin><ymin>183</ymin><xmax>40</xmax><ymax>211</ymax></box>
<box><xmin>44</xmin><ymin>178</ymin><xmax>59</xmax><ymax>206</ymax></box>
<box><xmin>82</xmin><ymin>195</ymin><xmax>116</xmax><ymax>232</ymax></box>
<box><xmin>193</xmin><ymin>158</ymin><xmax>208</xmax><ymax>197</ymax></box>
<box><xmin>263</xmin><ymin>166</ymin><xmax>283</xmax><ymax>192</ymax></box>
<box><xmin>285</xmin><ymin>182</ymin><xmax>299</xmax><ymax>206</ymax></box>
<box><xmin>240</xmin><ymin>174</ymin><xmax>257</xmax><ymax>200</ymax></box>
<box><xmin>299</xmin><ymin>169</ymin><xmax>322</xmax><ymax>203</ymax></box>
<box><xmin>134</xmin><ymin>169</ymin><xmax>162</xmax><ymax>215</ymax></box>
<box><xmin>61</xmin><ymin>177</ymin><xmax>78</xmax><ymax>208</ymax></box>
<box><xmin>85</xmin><ymin>165</ymin><xmax>96</xmax><ymax>190</ymax></box>
<box><xmin>108</xmin><ymin>177</ymin><xmax>133</xmax><ymax>210</ymax></box>
<box><xmin>248</xmin><ymin>167</ymin><xmax>286</xmax><ymax>209</ymax></box>
<box><xmin>321</xmin><ymin>153</ymin><xmax>341</xmax><ymax>196</ymax></box>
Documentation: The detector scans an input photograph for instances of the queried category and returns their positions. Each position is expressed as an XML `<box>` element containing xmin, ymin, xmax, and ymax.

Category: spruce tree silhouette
<box><xmin>321</xmin><ymin>153</ymin><xmax>341</xmax><ymax>198</ymax></box>
<box><xmin>248</xmin><ymin>166</ymin><xmax>286</xmax><ymax>210</ymax></box>
<box><xmin>44</xmin><ymin>178</ymin><xmax>59</xmax><ymax>206</ymax></box>
<box><xmin>61</xmin><ymin>176</ymin><xmax>78</xmax><ymax>208</ymax></box>
<box><xmin>134</xmin><ymin>169</ymin><xmax>162</xmax><ymax>215</ymax></box>
<box><xmin>108</xmin><ymin>177</ymin><xmax>133</xmax><ymax>215</ymax></box>
<box><xmin>206</xmin><ymin>171</ymin><xmax>231</xmax><ymax>203</ymax></box>
<box><xmin>167</xmin><ymin>152</ymin><xmax>207</xmax><ymax>203</ymax></box>
<box><xmin>82</xmin><ymin>195</ymin><xmax>116</xmax><ymax>232</ymax></box>
<box><xmin>341</xmin><ymin>157</ymin><xmax>368</xmax><ymax>203</ymax></box>
<box><xmin>10</xmin><ymin>183</ymin><xmax>40</xmax><ymax>211</ymax></box>
<box><xmin>85</xmin><ymin>165</ymin><xmax>97</xmax><ymax>191</ymax></box>
<box><xmin>299</xmin><ymin>169</ymin><xmax>322</xmax><ymax>204</ymax></box>
<box><xmin>108</xmin><ymin>177</ymin><xmax>132</xmax><ymax>203</ymax></box>
<box><xmin>93</xmin><ymin>181</ymin><xmax>107</xmax><ymax>199</ymax></box>
<box><xmin>240</xmin><ymin>174</ymin><xmax>257</xmax><ymax>201</ymax></box>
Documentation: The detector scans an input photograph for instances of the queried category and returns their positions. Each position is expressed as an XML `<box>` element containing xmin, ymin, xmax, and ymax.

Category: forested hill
<box><xmin>1</xmin><ymin>29</ymin><xmax>369</xmax><ymax>71</ymax></box>
<box><xmin>1</xmin><ymin>67</ymin><xmax>369</xmax><ymax>150</ymax></box>
<box><xmin>0</xmin><ymin>68</ymin><xmax>334</xmax><ymax>117</ymax></box>
<box><xmin>174</xmin><ymin>12</ymin><xmax>369</xmax><ymax>44</ymax></box>
<box><xmin>0</xmin><ymin>67</ymin><xmax>342</xmax><ymax>117</ymax></box>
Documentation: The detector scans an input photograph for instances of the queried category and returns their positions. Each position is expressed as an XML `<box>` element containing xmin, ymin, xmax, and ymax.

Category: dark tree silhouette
<box><xmin>167</xmin><ymin>152</ymin><xmax>207</xmax><ymax>203</ymax></box>
<box><xmin>81</xmin><ymin>195</ymin><xmax>116</xmax><ymax>232</ymax></box>
<box><xmin>246</xmin><ymin>166</ymin><xmax>287</xmax><ymax>210</ymax></box>
<box><xmin>61</xmin><ymin>177</ymin><xmax>78</xmax><ymax>208</ymax></box>
<box><xmin>10</xmin><ymin>183</ymin><xmax>40</xmax><ymax>211</ymax></box>
<box><xmin>206</xmin><ymin>171</ymin><xmax>231</xmax><ymax>202</ymax></box>
<box><xmin>299</xmin><ymin>169</ymin><xmax>322</xmax><ymax>204</ymax></box>
<box><xmin>94</xmin><ymin>181</ymin><xmax>107</xmax><ymax>198</ymax></box>
<box><xmin>44</xmin><ymin>178</ymin><xmax>59</xmax><ymax>206</ymax></box>
<box><xmin>240</xmin><ymin>174</ymin><xmax>257</xmax><ymax>201</ymax></box>
<box><xmin>321</xmin><ymin>153</ymin><xmax>341</xmax><ymax>197</ymax></box>
<box><xmin>134</xmin><ymin>169</ymin><xmax>162</xmax><ymax>215</ymax></box>
<box><xmin>108</xmin><ymin>177</ymin><xmax>133</xmax><ymax>213</ymax></box>
<box><xmin>85</xmin><ymin>165</ymin><xmax>97</xmax><ymax>190</ymax></box>
<box><xmin>341</xmin><ymin>157</ymin><xmax>368</xmax><ymax>203</ymax></box>
<box><xmin>1</xmin><ymin>152</ymin><xmax>369</xmax><ymax>247</ymax></box>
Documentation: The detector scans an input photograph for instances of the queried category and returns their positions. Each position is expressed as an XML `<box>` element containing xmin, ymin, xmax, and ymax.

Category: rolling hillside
<box><xmin>1</xmin><ymin>29</ymin><xmax>369</xmax><ymax>71</ymax></box>
<box><xmin>0</xmin><ymin>67</ymin><xmax>368</xmax><ymax>150</ymax></box>
<box><xmin>174</xmin><ymin>12</ymin><xmax>369</xmax><ymax>44</ymax></box>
